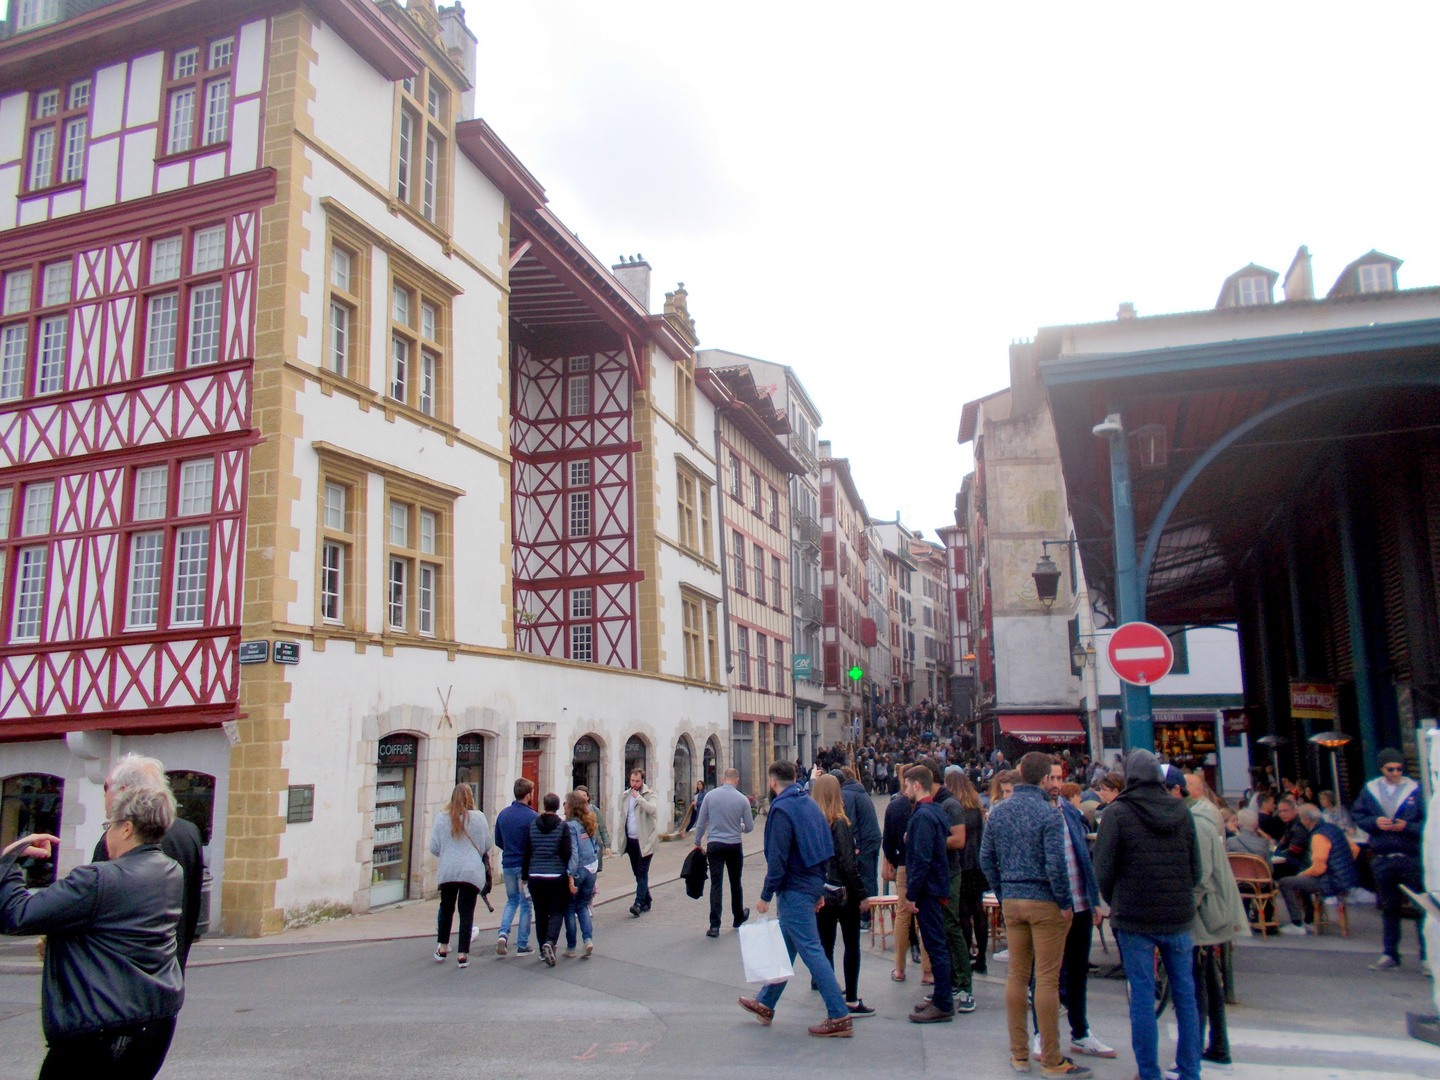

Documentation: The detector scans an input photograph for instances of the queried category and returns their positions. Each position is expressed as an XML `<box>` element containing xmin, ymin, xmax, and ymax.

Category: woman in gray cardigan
<box><xmin>429</xmin><ymin>784</ymin><xmax>493</xmax><ymax>968</ymax></box>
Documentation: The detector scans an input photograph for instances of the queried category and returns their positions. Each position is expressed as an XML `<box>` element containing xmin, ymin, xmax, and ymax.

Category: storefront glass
<box><xmin>572</xmin><ymin>736</ymin><xmax>601</xmax><ymax>802</ymax></box>
<box><xmin>456</xmin><ymin>732</ymin><xmax>485</xmax><ymax>810</ymax></box>
<box><xmin>1</xmin><ymin>774</ymin><xmax>62</xmax><ymax>887</ymax></box>
<box><xmin>372</xmin><ymin>734</ymin><xmax>418</xmax><ymax>907</ymax></box>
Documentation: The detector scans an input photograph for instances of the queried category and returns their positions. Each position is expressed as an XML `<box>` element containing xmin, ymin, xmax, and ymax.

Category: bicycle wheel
<box><xmin>1154</xmin><ymin>952</ymin><xmax>1171</xmax><ymax>1017</ymax></box>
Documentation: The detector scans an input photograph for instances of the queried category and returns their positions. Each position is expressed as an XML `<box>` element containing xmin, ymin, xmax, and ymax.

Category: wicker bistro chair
<box><xmin>1228</xmin><ymin>852</ymin><xmax>1280</xmax><ymax>937</ymax></box>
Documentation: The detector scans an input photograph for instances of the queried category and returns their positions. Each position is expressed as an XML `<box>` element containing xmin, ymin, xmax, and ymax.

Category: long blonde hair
<box><xmin>447</xmin><ymin>783</ymin><xmax>475</xmax><ymax>838</ymax></box>
<box><xmin>811</xmin><ymin>773</ymin><xmax>848</xmax><ymax>826</ymax></box>
<box><xmin>565</xmin><ymin>790</ymin><xmax>597</xmax><ymax>838</ymax></box>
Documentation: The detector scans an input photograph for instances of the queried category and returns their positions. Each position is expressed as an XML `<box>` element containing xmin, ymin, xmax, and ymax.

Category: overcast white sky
<box><xmin>470</xmin><ymin>1</ymin><xmax>1440</xmax><ymax>536</ymax></box>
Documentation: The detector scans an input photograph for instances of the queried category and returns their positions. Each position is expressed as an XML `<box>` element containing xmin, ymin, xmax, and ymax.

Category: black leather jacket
<box><xmin>0</xmin><ymin>844</ymin><xmax>184</xmax><ymax>1041</ymax></box>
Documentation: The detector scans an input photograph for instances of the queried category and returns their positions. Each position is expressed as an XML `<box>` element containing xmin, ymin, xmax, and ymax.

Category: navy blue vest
<box><xmin>1314</xmin><ymin>820</ymin><xmax>1359</xmax><ymax>892</ymax></box>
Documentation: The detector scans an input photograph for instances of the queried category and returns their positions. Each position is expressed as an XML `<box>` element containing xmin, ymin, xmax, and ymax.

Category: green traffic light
<box><xmin>848</xmin><ymin>666</ymin><xmax>864</xmax><ymax>681</ymax></box>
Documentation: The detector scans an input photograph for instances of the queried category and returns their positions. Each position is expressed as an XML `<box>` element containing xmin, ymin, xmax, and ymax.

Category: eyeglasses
<box><xmin>1383</xmin><ymin>765</ymin><xmax>1405</xmax><ymax>773</ymax></box>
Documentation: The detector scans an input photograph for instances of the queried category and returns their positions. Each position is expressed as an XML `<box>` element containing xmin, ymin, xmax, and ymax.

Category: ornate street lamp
<box><xmin>1032</xmin><ymin>553</ymin><xmax>1062</xmax><ymax>609</ymax></box>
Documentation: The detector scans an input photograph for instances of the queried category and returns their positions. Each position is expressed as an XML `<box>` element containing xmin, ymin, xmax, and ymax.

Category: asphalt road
<box><xmin>3</xmin><ymin>849</ymin><xmax>1440</xmax><ymax>1078</ymax></box>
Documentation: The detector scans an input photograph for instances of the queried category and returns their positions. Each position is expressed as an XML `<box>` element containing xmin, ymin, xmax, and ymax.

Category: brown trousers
<box><xmin>892</xmin><ymin>866</ymin><xmax>931</xmax><ymax>977</ymax></box>
<box><xmin>1001</xmin><ymin>899</ymin><xmax>1071</xmax><ymax>1068</ymax></box>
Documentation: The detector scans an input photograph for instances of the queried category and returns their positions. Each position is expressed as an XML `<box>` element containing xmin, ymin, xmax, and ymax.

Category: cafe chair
<box><xmin>1228</xmin><ymin>852</ymin><xmax>1280</xmax><ymax>937</ymax></box>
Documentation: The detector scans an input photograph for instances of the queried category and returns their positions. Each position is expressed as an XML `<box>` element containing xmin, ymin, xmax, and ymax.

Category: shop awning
<box><xmin>998</xmin><ymin>714</ymin><xmax>1086</xmax><ymax>745</ymax></box>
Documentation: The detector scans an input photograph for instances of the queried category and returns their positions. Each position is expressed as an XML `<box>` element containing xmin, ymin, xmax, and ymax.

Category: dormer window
<box><xmin>16</xmin><ymin>0</ymin><xmax>58</xmax><ymax>30</ymax></box>
<box><xmin>1357</xmin><ymin>263</ymin><xmax>1393</xmax><ymax>293</ymax></box>
<box><xmin>1237</xmin><ymin>275</ymin><xmax>1270</xmax><ymax>306</ymax></box>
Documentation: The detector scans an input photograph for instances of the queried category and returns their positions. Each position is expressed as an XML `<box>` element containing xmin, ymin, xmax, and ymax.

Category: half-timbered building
<box><xmin>817</xmin><ymin>441</ymin><xmax>870</xmax><ymax>744</ymax></box>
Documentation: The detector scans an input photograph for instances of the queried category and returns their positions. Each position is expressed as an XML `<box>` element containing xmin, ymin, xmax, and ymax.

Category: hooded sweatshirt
<box><xmin>1092</xmin><ymin>749</ymin><xmax>1201</xmax><ymax>936</ymax></box>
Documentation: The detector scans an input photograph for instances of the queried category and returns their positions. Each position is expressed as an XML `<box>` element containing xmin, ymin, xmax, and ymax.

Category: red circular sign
<box><xmin>1107</xmin><ymin>622</ymin><xmax>1175</xmax><ymax>686</ymax></box>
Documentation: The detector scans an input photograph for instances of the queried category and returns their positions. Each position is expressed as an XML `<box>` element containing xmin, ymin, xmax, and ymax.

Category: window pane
<box><xmin>328</xmin><ymin>301</ymin><xmax>349</xmax><ymax>376</ymax></box>
<box><xmin>192</xmin><ymin>225</ymin><xmax>225</xmax><ymax>273</ymax></box>
<box><xmin>419</xmin><ymin>352</ymin><xmax>435</xmax><ymax>416</ymax></box>
<box><xmin>126</xmin><ymin>532</ymin><xmax>164</xmax><ymax>629</ymax></box>
<box><xmin>0</xmin><ymin>488</ymin><xmax>11</xmax><ymax>538</ymax></box>
<box><xmin>568</xmin><ymin>375</ymin><xmax>590</xmax><ymax>416</ymax></box>
<box><xmin>29</xmin><ymin>127</ymin><xmax>55</xmax><ymax>190</ymax></box>
<box><xmin>568</xmin><ymin>491</ymin><xmax>590</xmax><ymax>537</ymax></box>
<box><xmin>202</xmin><ymin>78</ymin><xmax>230</xmax><ymax>145</ymax></box>
<box><xmin>330</xmin><ymin>246</ymin><xmax>351</xmax><ymax>292</ymax></box>
<box><xmin>389</xmin><ymin>335</ymin><xmax>408</xmax><ymax>401</ymax></box>
<box><xmin>173</xmin><ymin>48</ymin><xmax>199</xmax><ymax>79</ymax></box>
<box><xmin>144</xmin><ymin>293</ymin><xmax>179</xmax><ymax>374</ymax></box>
<box><xmin>422</xmin><ymin>134</ymin><xmax>437</xmax><ymax>221</ymax></box>
<box><xmin>569</xmin><ymin>623</ymin><xmax>592</xmax><ymax>662</ymax></box>
<box><xmin>36</xmin><ymin>315</ymin><xmax>65</xmax><ymax>394</ymax></box>
<box><xmin>389</xmin><ymin>501</ymin><xmax>407</xmax><ymax>547</ymax></box>
<box><xmin>21</xmin><ymin>482</ymin><xmax>53</xmax><ymax>536</ymax></box>
<box><xmin>68</xmin><ymin>81</ymin><xmax>91</xmax><ymax>109</ymax></box>
<box><xmin>397</xmin><ymin>111</ymin><xmax>413</xmax><ymax>201</ymax></box>
<box><xmin>61</xmin><ymin>117</ymin><xmax>86</xmax><ymax>183</ymax></box>
<box><xmin>391</xmin><ymin>285</ymin><xmax>410</xmax><ymax>325</ymax></box>
<box><xmin>427</xmin><ymin>83</ymin><xmax>440</xmax><ymax>119</ymax></box>
<box><xmin>179</xmin><ymin>458</ymin><xmax>214</xmax><ymax>515</ymax></box>
<box><xmin>0</xmin><ymin>325</ymin><xmax>28</xmax><ymax>401</ymax></box>
<box><xmin>208</xmin><ymin>37</ymin><xmax>234</xmax><ymax>69</ymax></box>
<box><xmin>172</xmin><ymin>525</ymin><xmax>209</xmax><ymax>625</ymax></box>
<box><xmin>419</xmin><ymin>510</ymin><xmax>435</xmax><ymax>554</ymax></box>
<box><xmin>420</xmin><ymin>303</ymin><xmax>436</xmax><ymax>342</ymax></box>
<box><xmin>167</xmin><ymin>88</ymin><xmax>195</xmax><ymax>154</ymax></box>
<box><xmin>150</xmin><ymin>237</ymin><xmax>182</xmax><ymax>284</ymax></box>
<box><xmin>387</xmin><ymin>557</ymin><xmax>407</xmax><ymax>629</ymax></box>
<box><xmin>13</xmin><ymin>546</ymin><xmax>47</xmax><ymax>641</ymax></box>
<box><xmin>568</xmin><ymin>460</ymin><xmax>591</xmax><ymax>488</ymax></box>
<box><xmin>323</xmin><ymin>482</ymin><xmax>346</xmax><ymax>530</ymax></box>
<box><xmin>570</xmin><ymin>587</ymin><xmax>592</xmax><ymax>619</ymax></box>
<box><xmin>321</xmin><ymin>541</ymin><xmax>343</xmax><ymax>623</ymax></box>
<box><xmin>41</xmin><ymin>262</ymin><xmax>70</xmax><ymax>307</ymax></box>
<box><xmin>187</xmin><ymin>283</ymin><xmax>222</xmax><ymax>365</ymax></box>
<box><xmin>4</xmin><ymin>270</ymin><xmax>32</xmax><ymax>314</ymax></box>
<box><xmin>133</xmin><ymin>465</ymin><xmax>168</xmax><ymax>520</ymax></box>
<box><xmin>418</xmin><ymin>563</ymin><xmax>434</xmax><ymax>635</ymax></box>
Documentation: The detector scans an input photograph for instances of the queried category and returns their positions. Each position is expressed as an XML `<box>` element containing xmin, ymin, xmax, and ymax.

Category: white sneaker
<box><xmin>1070</xmin><ymin>1033</ymin><xmax>1117</xmax><ymax>1058</ymax></box>
<box><xmin>1324</xmin><ymin>896</ymin><xmax>1339</xmax><ymax>908</ymax></box>
<box><xmin>1031</xmin><ymin>1032</ymin><xmax>1042</xmax><ymax>1058</ymax></box>
<box><xmin>1162</xmin><ymin>1069</ymin><xmax>1180</xmax><ymax>1080</ymax></box>
<box><xmin>994</xmin><ymin>949</ymin><xmax>1011</xmax><ymax>962</ymax></box>
<box><xmin>1278</xmin><ymin>923</ymin><xmax>1310</xmax><ymax>936</ymax></box>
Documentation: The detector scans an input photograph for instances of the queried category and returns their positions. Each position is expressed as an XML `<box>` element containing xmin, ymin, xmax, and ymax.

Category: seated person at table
<box><xmin>1255</xmin><ymin>794</ymin><xmax>1283</xmax><ymax>842</ymax></box>
<box><xmin>1272</xmin><ymin>800</ymin><xmax>1310</xmax><ymax>879</ymax></box>
<box><xmin>1278</xmin><ymin>804</ymin><xmax>1359</xmax><ymax>935</ymax></box>
<box><xmin>1225</xmin><ymin>809</ymin><xmax>1274</xmax><ymax>860</ymax></box>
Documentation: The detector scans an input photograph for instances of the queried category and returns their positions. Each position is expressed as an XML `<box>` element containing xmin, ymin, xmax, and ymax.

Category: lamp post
<box><xmin>1308</xmin><ymin>730</ymin><xmax>1353</xmax><ymax>801</ymax></box>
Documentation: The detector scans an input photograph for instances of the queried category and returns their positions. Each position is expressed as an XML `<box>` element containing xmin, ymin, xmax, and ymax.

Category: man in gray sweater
<box><xmin>692</xmin><ymin>769</ymin><xmax>753</xmax><ymax>938</ymax></box>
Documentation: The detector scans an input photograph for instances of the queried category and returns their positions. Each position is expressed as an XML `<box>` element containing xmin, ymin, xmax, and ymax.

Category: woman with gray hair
<box><xmin>1225</xmin><ymin>809</ymin><xmax>1274</xmax><ymax>860</ymax></box>
<box><xmin>0</xmin><ymin>777</ymin><xmax>184</xmax><ymax>1077</ymax></box>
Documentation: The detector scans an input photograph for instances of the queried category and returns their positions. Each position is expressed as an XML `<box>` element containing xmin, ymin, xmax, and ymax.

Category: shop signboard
<box><xmin>378</xmin><ymin>735</ymin><xmax>418</xmax><ymax>766</ymax></box>
<box><xmin>1289</xmin><ymin>682</ymin><xmax>1338</xmax><ymax>721</ymax></box>
<box><xmin>792</xmin><ymin>654</ymin><xmax>813</xmax><ymax>681</ymax></box>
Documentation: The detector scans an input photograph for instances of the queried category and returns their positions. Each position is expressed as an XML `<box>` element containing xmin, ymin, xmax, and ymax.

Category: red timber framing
<box><xmin>0</xmin><ymin>171</ymin><xmax>271</xmax><ymax>741</ymax></box>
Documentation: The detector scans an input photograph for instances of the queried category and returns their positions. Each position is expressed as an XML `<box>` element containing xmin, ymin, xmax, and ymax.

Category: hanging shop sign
<box><xmin>1289</xmin><ymin>682</ymin><xmax>1338</xmax><ymax>721</ymax></box>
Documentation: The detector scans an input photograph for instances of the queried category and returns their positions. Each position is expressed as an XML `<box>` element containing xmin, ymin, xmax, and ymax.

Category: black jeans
<box><xmin>626</xmin><ymin>837</ymin><xmax>652</xmax><ymax>908</ymax></box>
<box><xmin>915</xmin><ymin>895</ymin><xmax>953</xmax><ymax>1013</ymax></box>
<box><xmin>1374</xmin><ymin>854</ymin><xmax>1426</xmax><ymax>961</ymax></box>
<box><xmin>1194</xmin><ymin>944</ymin><xmax>1229</xmax><ymax>1058</ymax></box>
<box><xmin>40</xmin><ymin>1017</ymin><xmax>176</xmax><ymax>1079</ymax></box>
<box><xmin>437</xmin><ymin>881</ymin><xmax>479</xmax><ymax>949</ymax></box>
<box><xmin>958</xmin><ymin>868</ymin><xmax>989</xmax><ymax>968</ymax></box>
<box><xmin>529</xmin><ymin>877</ymin><xmax>569</xmax><ymax>948</ymax></box>
<box><xmin>817</xmin><ymin>901</ymin><xmax>862</xmax><ymax>1002</ymax></box>
<box><xmin>707</xmin><ymin>842</ymin><xmax>745</xmax><ymax>928</ymax></box>
<box><xmin>1060</xmin><ymin>908</ymin><xmax>1093</xmax><ymax>1041</ymax></box>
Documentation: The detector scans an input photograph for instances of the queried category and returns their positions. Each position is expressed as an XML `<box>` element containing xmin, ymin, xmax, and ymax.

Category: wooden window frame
<box><xmin>161</xmin><ymin>36</ymin><xmax>236</xmax><ymax>161</ymax></box>
<box><xmin>324</xmin><ymin>226</ymin><xmax>370</xmax><ymax>386</ymax></box>
<box><xmin>386</xmin><ymin>256</ymin><xmax>451</xmax><ymax>422</ymax></box>
<box><xmin>731</xmin><ymin>529</ymin><xmax>746</xmax><ymax>594</ymax></box>
<box><xmin>681</xmin><ymin>592</ymin><xmax>702</xmax><ymax>680</ymax></box>
<box><xmin>137</xmin><ymin>222</ymin><xmax>233</xmax><ymax>377</ymax></box>
<box><xmin>25</xmin><ymin>77</ymin><xmax>91</xmax><ymax>193</ymax></box>
<box><xmin>393</xmin><ymin>70</ymin><xmax>451</xmax><ymax>228</ymax></box>
<box><xmin>314</xmin><ymin>457</ymin><xmax>367</xmax><ymax>631</ymax></box>
<box><xmin>675</xmin><ymin>459</ymin><xmax>715</xmax><ymax>561</ymax></box>
<box><xmin>0</xmin><ymin>257</ymin><xmax>73</xmax><ymax>400</ymax></box>
<box><xmin>705</xmin><ymin>600</ymin><xmax>720</xmax><ymax>683</ymax></box>
<box><xmin>750</xmin><ymin>469</ymin><xmax>764</xmax><ymax>516</ymax></box>
<box><xmin>771</xmin><ymin>553</ymin><xmax>783</xmax><ymax>609</ymax></box>
<box><xmin>753</xmin><ymin>543</ymin><xmax>765</xmax><ymax>600</ymax></box>
<box><xmin>382</xmin><ymin>477</ymin><xmax>453</xmax><ymax>641</ymax></box>
<box><xmin>674</xmin><ymin>353</ymin><xmax>695</xmax><ymax>435</ymax></box>
<box><xmin>734</xmin><ymin>624</ymin><xmax>750</xmax><ymax>688</ymax></box>
<box><xmin>755</xmin><ymin>633</ymin><xmax>769</xmax><ymax>691</ymax></box>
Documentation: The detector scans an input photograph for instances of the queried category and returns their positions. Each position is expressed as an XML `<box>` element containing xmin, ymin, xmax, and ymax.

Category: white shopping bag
<box><xmin>739</xmin><ymin>917</ymin><xmax>793</xmax><ymax>984</ymax></box>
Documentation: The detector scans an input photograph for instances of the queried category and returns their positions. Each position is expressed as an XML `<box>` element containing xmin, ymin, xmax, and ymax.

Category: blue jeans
<box><xmin>499</xmin><ymin>867</ymin><xmax>531</xmax><ymax>949</ymax></box>
<box><xmin>1116</xmin><ymin>929</ymin><xmax>1201</xmax><ymax>1080</ymax></box>
<box><xmin>755</xmin><ymin>891</ymin><xmax>848</xmax><ymax>1020</ymax></box>
<box><xmin>565</xmin><ymin>867</ymin><xmax>596</xmax><ymax>948</ymax></box>
<box><xmin>915</xmin><ymin>895</ymin><xmax>953</xmax><ymax>1013</ymax></box>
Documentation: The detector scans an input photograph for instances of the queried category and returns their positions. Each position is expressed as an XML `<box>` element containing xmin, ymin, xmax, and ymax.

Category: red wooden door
<box><xmin>522</xmin><ymin>750</ymin><xmax>541</xmax><ymax>804</ymax></box>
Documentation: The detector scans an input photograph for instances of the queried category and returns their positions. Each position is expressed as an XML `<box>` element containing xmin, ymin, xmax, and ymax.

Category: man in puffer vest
<box><xmin>1278</xmin><ymin>803</ymin><xmax>1359</xmax><ymax>935</ymax></box>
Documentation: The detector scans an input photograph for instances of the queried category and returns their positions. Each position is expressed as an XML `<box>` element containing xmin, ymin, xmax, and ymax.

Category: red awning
<box><xmin>998</xmin><ymin>714</ymin><xmax>1086</xmax><ymax>745</ymax></box>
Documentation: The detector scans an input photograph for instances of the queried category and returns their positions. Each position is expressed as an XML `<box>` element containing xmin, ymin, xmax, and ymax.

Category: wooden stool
<box><xmin>983</xmin><ymin>893</ymin><xmax>1006</xmax><ymax>955</ymax></box>
<box><xmin>1312</xmin><ymin>894</ymin><xmax>1350</xmax><ymax>937</ymax></box>
<box><xmin>869</xmin><ymin>896</ymin><xmax>898</xmax><ymax>949</ymax></box>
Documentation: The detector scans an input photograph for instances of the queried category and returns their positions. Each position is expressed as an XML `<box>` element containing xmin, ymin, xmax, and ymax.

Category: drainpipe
<box><xmin>712</xmin><ymin>403</ymin><xmax>734</xmax><ymax>682</ymax></box>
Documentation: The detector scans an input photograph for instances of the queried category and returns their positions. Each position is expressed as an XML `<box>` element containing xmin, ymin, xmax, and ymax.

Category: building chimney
<box><xmin>611</xmin><ymin>255</ymin><xmax>651</xmax><ymax>313</ymax></box>
<box><xmin>818</xmin><ymin>440</ymin><xmax>832</xmax><ymax>459</ymax></box>
<box><xmin>1117</xmin><ymin>302</ymin><xmax>1137</xmax><ymax>320</ymax></box>
<box><xmin>437</xmin><ymin>4</ymin><xmax>478</xmax><ymax>120</ymax></box>
<box><xmin>1283</xmin><ymin>245</ymin><xmax>1314</xmax><ymax>302</ymax></box>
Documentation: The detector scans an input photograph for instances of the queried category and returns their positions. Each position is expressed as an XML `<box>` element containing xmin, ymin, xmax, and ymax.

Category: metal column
<box><xmin>1106</xmin><ymin>426</ymin><xmax>1153</xmax><ymax>752</ymax></box>
<box><xmin>1334</xmin><ymin>454</ymin><xmax>1381</xmax><ymax>781</ymax></box>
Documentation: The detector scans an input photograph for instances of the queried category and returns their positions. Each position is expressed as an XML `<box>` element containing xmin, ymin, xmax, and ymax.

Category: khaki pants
<box><xmin>892</xmin><ymin>866</ymin><xmax>931</xmax><ymax>977</ymax></box>
<box><xmin>1001</xmin><ymin>898</ymin><xmax>1071</xmax><ymax>1068</ymax></box>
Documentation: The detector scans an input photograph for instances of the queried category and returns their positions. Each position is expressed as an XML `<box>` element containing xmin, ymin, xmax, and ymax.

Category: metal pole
<box><xmin>1334</xmin><ymin>454</ymin><xmax>1381</xmax><ymax>781</ymax></box>
<box><xmin>1106</xmin><ymin>426</ymin><xmax>1153</xmax><ymax>752</ymax></box>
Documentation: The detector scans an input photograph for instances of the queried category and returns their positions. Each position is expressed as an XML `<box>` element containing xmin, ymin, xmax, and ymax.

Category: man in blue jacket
<box><xmin>738</xmin><ymin>761</ymin><xmax>852</xmax><ymax>1038</ymax></box>
<box><xmin>904</xmin><ymin>765</ymin><xmax>955</xmax><ymax>1023</ymax></box>
<box><xmin>493</xmin><ymin>778</ymin><xmax>537</xmax><ymax>957</ymax></box>
<box><xmin>1353</xmin><ymin>748</ymin><xmax>1426</xmax><ymax>971</ymax></box>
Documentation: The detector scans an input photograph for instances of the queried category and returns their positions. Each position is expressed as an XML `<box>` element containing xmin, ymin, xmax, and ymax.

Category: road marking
<box><xmin>1167</xmin><ymin>1023</ymin><xmax>1440</xmax><ymax>1062</ymax></box>
<box><xmin>1114</xmin><ymin>646</ymin><xmax>1167</xmax><ymax>661</ymax></box>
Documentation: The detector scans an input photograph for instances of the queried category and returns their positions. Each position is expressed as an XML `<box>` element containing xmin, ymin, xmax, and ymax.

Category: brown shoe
<box><xmin>908</xmin><ymin>1002</ymin><xmax>954</xmax><ymax>1024</ymax></box>
<box><xmin>737</xmin><ymin>997</ymin><xmax>774</xmax><ymax>1026</ymax></box>
<box><xmin>808</xmin><ymin>1016</ymin><xmax>853</xmax><ymax>1037</ymax></box>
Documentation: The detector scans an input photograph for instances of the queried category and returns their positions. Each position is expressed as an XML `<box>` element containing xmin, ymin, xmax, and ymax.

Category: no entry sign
<box><xmin>1107</xmin><ymin>622</ymin><xmax>1174</xmax><ymax>686</ymax></box>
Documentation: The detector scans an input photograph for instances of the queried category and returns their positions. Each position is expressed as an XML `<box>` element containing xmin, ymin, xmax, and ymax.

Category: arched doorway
<box><xmin>572</xmin><ymin>735</ymin><xmax>601</xmax><ymax>802</ymax></box>
<box><xmin>372</xmin><ymin>733</ymin><xmax>420</xmax><ymax>907</ymax></box>
<box><xmin>672</xmin><ymin>736</ymin><xmax>694</xmax><ymax>824</ymax></box>
<box><xmin>703</xmin><ymin>737</ymin><xmax>719</xmax><ymax>789</ymax></box>
<box><xmin>1</xmin><ymin>773</ymin><xmax>63</xmax><ymax>887</ymax></box>
<box><xmin>624</xmin><ymin>734</ymin><xmax>648</xmax><ymax>781</ymax></box>
<box><xmin>456</xmin><ymin>732</ymin><xmax>487</xmax><ymax>809</ymax></box>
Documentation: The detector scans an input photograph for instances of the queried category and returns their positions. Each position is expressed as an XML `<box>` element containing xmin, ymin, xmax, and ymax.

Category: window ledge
<box><xmin>155</xmin><ymin>142</ymin><xmax>230</xmax><ymax>167</ymax></box>
<box><xmin>316</xmin><ymin>368</ymin><xmax>379</xmax><ymax>408</ymax></box>
<box><xmin>389</xmin><ymin>196</ymin><xmax>453</xmax><ymax>252</ymax></box>
<box><xmin>24</xmin><ymin>178</ymin><xmax>83</xmax><ymax>198</ymax></box>
<box><xmin>381</xmin><ymin>395</ymin><xmax>459</xmax><ymax>444</ymax></box>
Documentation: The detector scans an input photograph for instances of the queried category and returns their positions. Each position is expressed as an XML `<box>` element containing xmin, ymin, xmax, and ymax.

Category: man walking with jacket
<box><xmin>494</xmin><ymin>778</ymin><xmax>537</xmax><ymax>956</ymax></box>
<box><xmin>905</xmin><ymin>765</ymin><xmax>957</xmax><ymax>1024</ymax></box>
<box><xmin>1093</xmin><ymin>749</ymin><xmax>1202</xmax><ymax>1080</ymax></box>
<box><xmin>620</xmin><ymin>769</ymin><xmax>658</xmax><ymax>916</ymax></box>
<box><xmin>980</xmin><ymin>751</ymin><xmax>1090</xmax><ymax>1079</ymax></box>
<box><xmin>737</xmin><ymin>761</ymin><xmax>852</xmax><ymax>1037</ymax></box>
<box><xmin>692</xmin><ymin>768</ymin><xmax>753</xmax><ymax>937</ymax></box>
<box><xmin>1353</xmin><ymin>748</ymin><xmax>1426</xmax><ymax>971</ymax></box>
